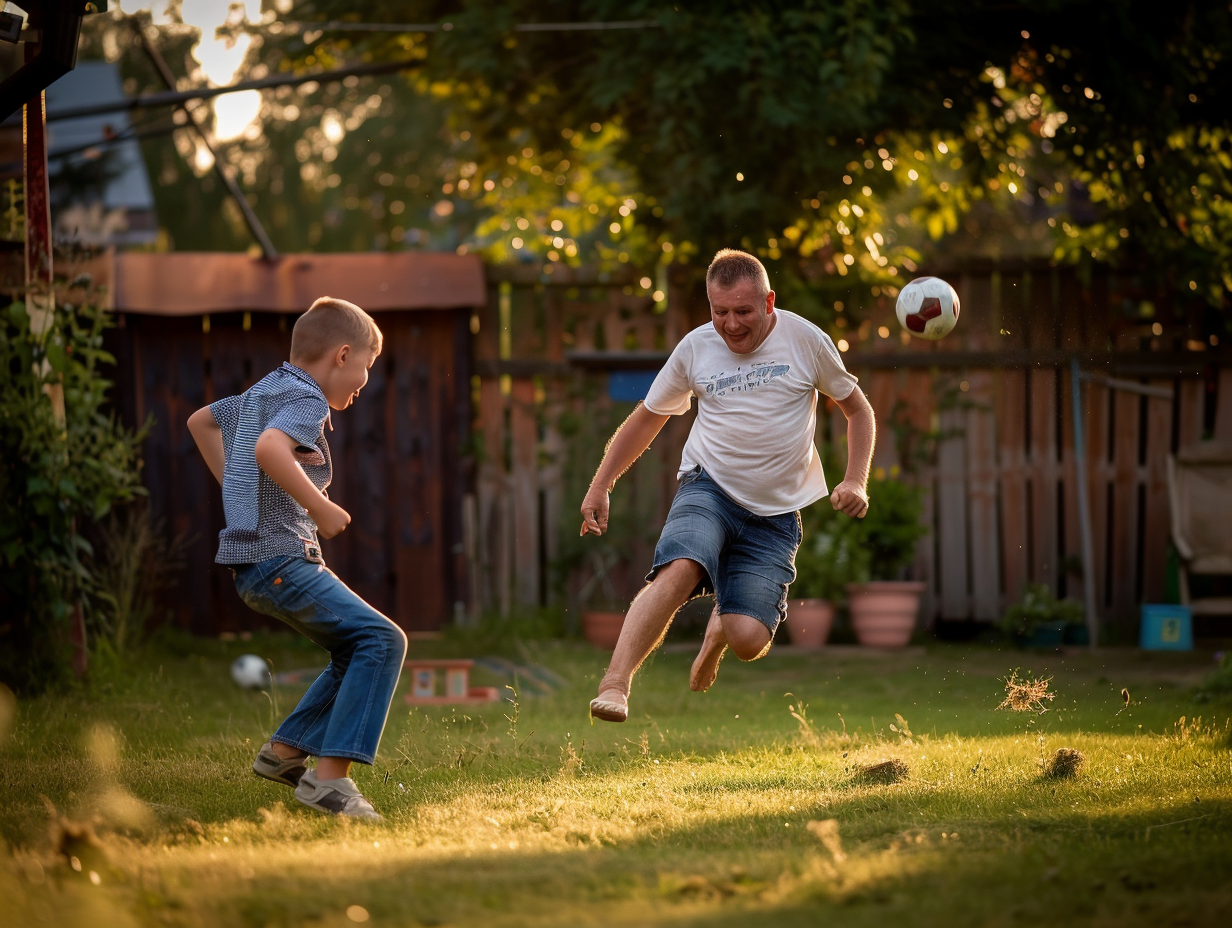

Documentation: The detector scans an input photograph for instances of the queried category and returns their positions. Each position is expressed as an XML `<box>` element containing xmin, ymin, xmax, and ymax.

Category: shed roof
<box><xmin>112</xmin><ymin>251</ymin><xmax>487</xmax><ymax>315</ymax></box>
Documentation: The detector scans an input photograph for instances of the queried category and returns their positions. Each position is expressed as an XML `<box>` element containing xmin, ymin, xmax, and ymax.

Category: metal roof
<box><xmin>111</xmin><ymin>251</ymin><xmax>487</xmax><ymax>314</ymax></box>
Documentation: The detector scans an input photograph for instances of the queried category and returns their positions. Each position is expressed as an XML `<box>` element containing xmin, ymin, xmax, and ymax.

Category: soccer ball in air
<box><xmin>895</xmin><ymin>276</ymin><xmax>960</xmax><ymax>340</ymax></box>
<box><xmin>230</xmin><ymin>654</ymin><xmax>271</xmax><ymax>690</ymax></box>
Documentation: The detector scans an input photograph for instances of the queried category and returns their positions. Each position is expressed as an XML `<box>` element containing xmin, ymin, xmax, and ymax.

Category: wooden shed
<box><xmin>99</xmin><ymin>251</ymin><xmax>484</xmax><ymax>636</ymax></box>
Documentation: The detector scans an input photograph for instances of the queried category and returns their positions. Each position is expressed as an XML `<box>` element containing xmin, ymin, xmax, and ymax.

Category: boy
<box><xmin>188</xmin><ymin>296</ymin><xmax>406</xmax><ymax>821</ymax></box>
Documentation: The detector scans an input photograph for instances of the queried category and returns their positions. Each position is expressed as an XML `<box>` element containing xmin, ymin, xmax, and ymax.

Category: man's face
<box><xmin>707</xmin><ymin>279</ymin><xmax>776</xmax><ymax>354</ymax></box>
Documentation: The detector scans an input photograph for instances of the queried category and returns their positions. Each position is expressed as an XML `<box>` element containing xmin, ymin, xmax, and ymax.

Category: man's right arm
<box><xmin>579</xmin><ymin>403</ymin><xmax>671</xmax><ymax>536</ymax></box>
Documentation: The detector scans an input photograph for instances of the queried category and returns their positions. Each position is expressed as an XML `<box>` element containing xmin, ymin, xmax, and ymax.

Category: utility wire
<box><xmin>46</xmin><ymin>57</ymin><xmax>420</xmax><ymax>122</ymax></box>
<box><xmin>43</xmin><ymin>121</ymin><xmax>179</xmax><ymax>162</ymax></box>
<box><xmin>246</xmin><ymin>19</ymin><xmax>656</xmax><ymax>34</ymax></box>
<box><xmin>45</xmin><ymin>19</ymin><xmax>654</xmax><ymax>123</ymax></box>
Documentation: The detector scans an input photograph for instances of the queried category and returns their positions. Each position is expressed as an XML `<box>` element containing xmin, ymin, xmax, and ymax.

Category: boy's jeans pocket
<box><xmin>233</xmin><ymin>556</ymin><xmax>297</xmax><ymax>612</ymax></box>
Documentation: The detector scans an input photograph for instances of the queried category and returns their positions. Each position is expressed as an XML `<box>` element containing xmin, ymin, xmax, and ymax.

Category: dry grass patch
<box><xmin>996</xmin><ymin>670</ymin><xmax>1057</xmax><ymax>713</ymax></box>
<box><xmin>1041</xmin><ymin>747</ymin><xmax>1086</xmax><ymax>779</ymax></box>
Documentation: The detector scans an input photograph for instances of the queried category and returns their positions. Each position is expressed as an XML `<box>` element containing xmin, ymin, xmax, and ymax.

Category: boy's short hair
<box><xmin>706</xmin><ymin>249</ymin><xmax>771</xmax><ymax>297</ymax></box>
<box><xmin>290</xmin><ymin>297</ymin><xmax>383</xmax><ymax>362</ymax></box>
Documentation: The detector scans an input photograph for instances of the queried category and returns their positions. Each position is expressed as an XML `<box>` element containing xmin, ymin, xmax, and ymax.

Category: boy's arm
<box><xmin>187</xmin><ymin>406</ymin><xmax>226</xmax><ymax>485</ymax></box>
<box><xmin>253</xmin><ymin>428</ymin><xmax>352</xmax><ymax>539</ymax></box>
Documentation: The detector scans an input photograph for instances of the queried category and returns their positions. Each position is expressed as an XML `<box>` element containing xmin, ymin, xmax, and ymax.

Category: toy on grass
<box><xmin>230</xmin><ymin>654</ymin><xmax>271</xmax><ymax>690</ymax></box>
<box><xmin>896</xmin><ymin>276</ymin><xmax>960</xmax><ymax>340</ymax></box>
<box><xmin>403</xmin><ymin>659</ymin><xmax>501</xmax><ymax>705</ymax></box>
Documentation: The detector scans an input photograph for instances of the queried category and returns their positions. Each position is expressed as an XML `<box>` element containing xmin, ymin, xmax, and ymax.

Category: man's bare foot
<box><xmin>690</xmin><ymin>610</ymin><xmax>728</xmax><ymax>692</ymax></box>
<box><xmin>590</xmin><ymin>671</ymin><xmax>630</xmax><ymax>722</ymax></box>
<box><xmin>589</xmin><ymin>689</ymin><xmax>628</xmax><ymax>722</ymax></box>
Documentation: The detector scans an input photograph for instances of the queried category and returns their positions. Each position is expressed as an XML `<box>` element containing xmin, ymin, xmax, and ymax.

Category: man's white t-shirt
<box><xmin>643</xmin><ymin>309</ymin><xmax>858</xmax><ymax>517</ymax></box>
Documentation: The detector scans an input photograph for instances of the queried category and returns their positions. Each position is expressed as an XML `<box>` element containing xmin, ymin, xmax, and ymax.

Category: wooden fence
<box><xmin>103</xmin><ymin>257</ymin><xmax>1231</xmax><ymax>640</ymax></box>
<box><xmin>471</xmin><ymin>260</ymin><xmax>1232</xmax><ymax>641</ymax></box>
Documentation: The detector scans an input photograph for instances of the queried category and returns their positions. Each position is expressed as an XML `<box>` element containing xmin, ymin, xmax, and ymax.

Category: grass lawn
<box><xmin>2</xmin><ymin>631</ymin><xmax>1230</xmax><ymax>928</ymax></box>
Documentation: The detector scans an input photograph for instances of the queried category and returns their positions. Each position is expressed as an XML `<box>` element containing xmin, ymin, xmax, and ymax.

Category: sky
<box><xmin>116</xmin><ymin>0</ymin><xmax>288</xmax><ymax>141</ymax></box>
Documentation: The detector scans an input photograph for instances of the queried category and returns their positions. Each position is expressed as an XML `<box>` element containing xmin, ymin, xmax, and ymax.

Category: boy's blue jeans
<box><xmin>233</xmin><ymin>556</ymin><xmax>407</xmax><ymax>765</ymax></box>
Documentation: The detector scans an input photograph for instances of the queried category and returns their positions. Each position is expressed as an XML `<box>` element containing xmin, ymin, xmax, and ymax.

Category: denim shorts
<box><xmin>648</xmin><ymin>466</ymin><xmax>802</xmax><ymax>634</ymax></box>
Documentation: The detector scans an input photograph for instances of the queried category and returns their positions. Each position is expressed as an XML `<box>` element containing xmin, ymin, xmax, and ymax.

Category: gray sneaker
<box><xmin>294</xmin><ymin>769</ymin><xmax>383</xmax><ymax>822</ymax></box>
<box><xmin>252</xmin><ymin>740</ymin><xmax>309</xmax><ymax>787</ymax></box>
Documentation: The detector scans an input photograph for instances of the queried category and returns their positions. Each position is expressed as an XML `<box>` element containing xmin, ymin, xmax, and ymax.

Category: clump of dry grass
<box><xmin>996</xmin><ymin>671</ymin><xmax>1057</xmax><ymax>713</ymax></box>
<box><xmin>1042</xmin><ymin>748</ymin><xmax>1086</xmax><ymax>778</ymax></box>
<box><xmin>856</xmin><ymin>759</ymin><xmax>909</xmax><ymax>784</ymax></box>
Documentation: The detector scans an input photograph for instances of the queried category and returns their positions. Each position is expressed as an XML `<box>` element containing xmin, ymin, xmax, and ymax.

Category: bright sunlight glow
<box><xmin>120</xmin><ymin>1</ymin><xmax>264</xmax><ymax>141</ymax></box>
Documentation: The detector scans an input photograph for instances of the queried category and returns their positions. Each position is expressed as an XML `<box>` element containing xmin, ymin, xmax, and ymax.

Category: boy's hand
<box><xmin>310</xmin><ymin>498</ymin><xmax>352</xmax><ymax>539</ymax></box>
<box><xmin>830</xmin><ymin>480</ymin><xmax>870</xmax><ymax>518</ymax></box>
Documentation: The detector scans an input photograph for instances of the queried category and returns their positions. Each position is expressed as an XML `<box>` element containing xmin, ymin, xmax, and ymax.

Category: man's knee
<box><xmin>656</xmin><ymin>557</ymin><xmax>705</xmax><ymax>589</ymax></box>
<box><xmin>721</xmin><ymin>613</ymin><xmax>772</xmax><ymax>661</ymax></box>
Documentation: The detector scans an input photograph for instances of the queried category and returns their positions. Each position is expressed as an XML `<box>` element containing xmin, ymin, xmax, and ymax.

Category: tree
<box><xmin>81</xmin><ymin>2</ymin><xmax>1232</xmax><ymax>321</ymax></box>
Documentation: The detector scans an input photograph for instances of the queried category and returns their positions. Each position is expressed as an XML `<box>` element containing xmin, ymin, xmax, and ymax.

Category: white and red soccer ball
<box><xmin>895</xmin><ymin>276</ymin><xmax>960</xmax><ymax>340</ymax></box>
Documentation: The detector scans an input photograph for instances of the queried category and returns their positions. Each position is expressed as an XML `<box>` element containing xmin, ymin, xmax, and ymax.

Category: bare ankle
<box><xmin>315</xmin><ymin>757</ymin><xmax>352</xmax><ymax>781</ymax></box>
<box><xmin>597</xmin><ymin>671</ymin><xmax>630</xmax><ymax>698</ymax></box>
<box><xmin>271</xmin><ymin>741</ymin><xmax>308</xmax><ymax>760</ymax></box>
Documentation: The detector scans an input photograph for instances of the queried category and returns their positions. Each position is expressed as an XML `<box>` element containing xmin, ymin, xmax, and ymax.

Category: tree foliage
<box><xmin>81</xmin><ymin>2</ymin><xmax>1232</xmax><ymax>319</ymax></box>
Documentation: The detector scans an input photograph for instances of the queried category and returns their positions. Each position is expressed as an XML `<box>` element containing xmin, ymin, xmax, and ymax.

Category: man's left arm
<box><xmin>830</xmin><ymin>387</ymin><xmax>875</xmax><ymax>518</ymax></box>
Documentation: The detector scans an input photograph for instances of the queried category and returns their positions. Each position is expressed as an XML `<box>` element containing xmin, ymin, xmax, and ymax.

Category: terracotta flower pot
<box><xmin>581</xmin><ymin>610</ymin><xmax>625</xmax><ymax>649</ymax></box>
<box><xmin>784</xmin><ymin>598</ymin><xmax>835</xmax><ymax>648</ymax></box>
<box><xmin>846</xmin><ymin>581</ymin><xmax>926</xmax><ymax>648</ymax></box>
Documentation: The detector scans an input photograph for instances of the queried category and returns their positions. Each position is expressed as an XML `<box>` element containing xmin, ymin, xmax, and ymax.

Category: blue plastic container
<box><xmin>1139</xmin><ymin>604</ymin><xmax>1193</xmax><ymax>651</ymax></box>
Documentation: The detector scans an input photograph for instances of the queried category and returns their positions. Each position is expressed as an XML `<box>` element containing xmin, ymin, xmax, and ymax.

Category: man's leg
<box><xmin>689</xmin><ymin>610</ymin><xmax>772</xmax><ymax>691</ymax></box>
<box><xmin>591</xmin><ymin>558</ymin><xmax>705</xmax><ymax>721</ymax></box>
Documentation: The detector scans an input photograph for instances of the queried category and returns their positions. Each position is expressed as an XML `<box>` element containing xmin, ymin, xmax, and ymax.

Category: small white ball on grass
<box><xmin>230</xmin><ymin>654</ymin><xmax>271</xmax><ymax>690</ymax></box>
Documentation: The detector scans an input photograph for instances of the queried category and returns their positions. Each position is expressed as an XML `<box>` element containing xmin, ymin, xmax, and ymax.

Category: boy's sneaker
<box><xmin>252</xmin><ymin>740</ymin><xmax>308</xmax><ymax>787</ymax></box>
<box><xmin>294</xmin><ymin>769</ymin><xmax>383</xmax><ymax>822</ymax></box>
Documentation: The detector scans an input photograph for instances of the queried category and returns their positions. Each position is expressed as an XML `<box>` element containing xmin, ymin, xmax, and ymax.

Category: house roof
<box><xmin>110</xmin><ymin>251</ymin><xmax>487</xmax><ymax>314</ymax></box>
<box><xmin>45</xmin><ymin>62</ymin><xmax>156</xmax><ymax>214</ymax></box>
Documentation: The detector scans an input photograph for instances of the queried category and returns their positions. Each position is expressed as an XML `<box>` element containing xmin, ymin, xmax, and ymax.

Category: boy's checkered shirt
<box><xmin>211</xmin><ymin>362</ymin><xmax>332</xmax><ymax>565</ymax></box>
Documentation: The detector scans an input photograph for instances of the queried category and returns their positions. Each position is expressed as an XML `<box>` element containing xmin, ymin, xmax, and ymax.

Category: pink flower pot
<box><xmin>846</xmin><ymin>581</ymin><xmax>926</xmax><ymax>648</ymax></box>
<box><xmin>784</xmin><ymin>599</ymin><xmax>835</xmax><ymax>648</ymax></box>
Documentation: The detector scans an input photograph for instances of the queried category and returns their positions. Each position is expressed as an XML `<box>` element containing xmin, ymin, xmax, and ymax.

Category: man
<box><xmin>581</xmin><ymin>249</ymin><xmax>875</xmax><ymax>722</ymax></box>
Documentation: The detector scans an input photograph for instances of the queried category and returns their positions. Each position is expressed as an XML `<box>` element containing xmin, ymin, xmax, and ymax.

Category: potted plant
<box><xmin>575</xmin><ymin>548</ymin><xmax>627</xmax><ymax>649</ymax></box>
<box><xmin>999</xmin><ymin>582</ymin><xmax>1085</xmax><ymax>648</ymax></box>
<box><xmin>844</xmin><ymin>467</ymin><xmax>929</xmax><ymax>648</ymax></box>
<box><xmin>788</xmin><ymin>504</ymin><xmax>861</xmax><ymax>647</ymax></box>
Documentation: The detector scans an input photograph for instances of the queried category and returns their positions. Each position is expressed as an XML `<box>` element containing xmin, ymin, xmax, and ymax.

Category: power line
<box><xmin>41</xmin><ymin>19</ymin><xmax>655</xmax><ymax>123</ymax></box>
<box><xmin>46</xmin><ymin>57</ymin><xmax>420</xmax><ymax>122</ymax></box>
<box><xmin>252</xmin><ymin>20</ymin><xmax>656</xmax><ymax>34</ymax></box>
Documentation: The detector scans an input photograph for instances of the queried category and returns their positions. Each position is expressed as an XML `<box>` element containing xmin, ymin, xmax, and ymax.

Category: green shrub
<box><xmin>797</xmin><ymin>465</ymin><xmax>927</xmax><ymax>594</ymax></box>
<box><xmin>845</xmin><ymin>466</ymin><xmax>927</xmax><ymax>582</ymax></box>
<box><xmin>1195</xmin><ymin>651</ymin><xmax>1232</xmax><ymax>701</ymax></box>
<box><xmin>0</xmin><ymin>293</ymin><xmax>148</xmax><ymax>694</ymax></box>
<box><xmin>795</xmin><ymin>502</ymin><xmax>865</xmax><ymax>601</ymax></box>
<box><xmin>998</xmin><ymin>582</ymin><xmax>1085</xmax><ymax>639</ymax></box>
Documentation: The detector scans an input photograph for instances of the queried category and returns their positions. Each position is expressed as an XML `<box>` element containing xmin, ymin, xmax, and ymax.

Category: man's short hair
<box><xmin>290</xmin><ymin>296</ymin><xmax>383</xmax><ymax>362</ymax></box>
<box><xmin>706</xmin><ymin>248</ymin><xmax>771</xmax><ymax>296</ymax></box>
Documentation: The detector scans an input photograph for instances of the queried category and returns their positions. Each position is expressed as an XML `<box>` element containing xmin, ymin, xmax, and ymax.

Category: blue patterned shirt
<box><xmin>210</xmin><ymin>362</ymin><xmax>332</xmax><ymax>565</ymax></box>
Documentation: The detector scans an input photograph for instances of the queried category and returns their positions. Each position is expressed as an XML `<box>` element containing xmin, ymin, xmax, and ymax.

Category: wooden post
<box><xmin>25</xmin><ymin>66</ymin><xmax>86</xmax><ymax>675</ymax></box>
<box><xmin>1070</xmin><ymin>359</ymin><xmax>1100</xmax><ymax>647</ymax></box>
